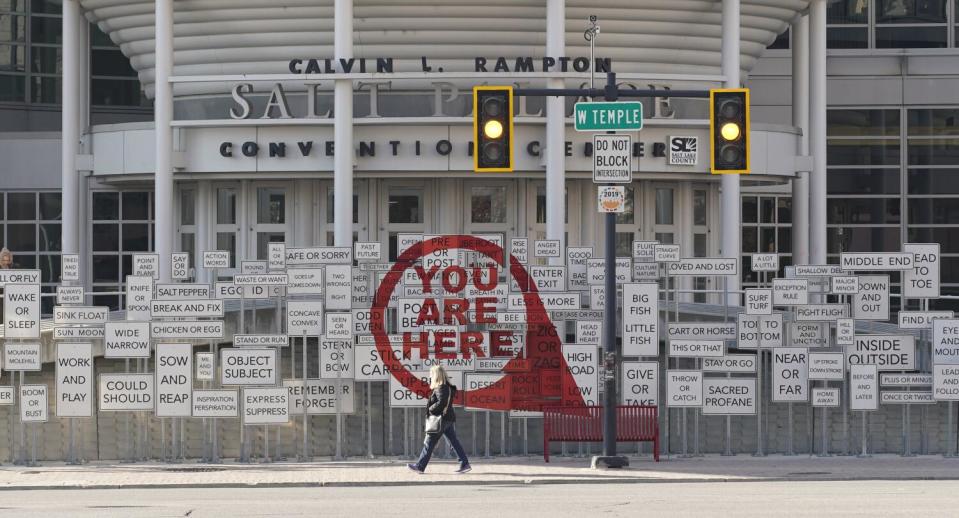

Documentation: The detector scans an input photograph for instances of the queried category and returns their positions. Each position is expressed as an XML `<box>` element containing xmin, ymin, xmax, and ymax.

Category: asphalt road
<box><xmin>0</xmin><ymin>481</ymin><xmax>954</xmax><ymax>517</ymax></box>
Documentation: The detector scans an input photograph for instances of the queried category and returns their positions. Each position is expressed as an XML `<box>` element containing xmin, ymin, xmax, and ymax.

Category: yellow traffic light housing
<box><xmin>473</xmin><ymin>86</ymin><xmax>514</xmax><ymax>172</ymax></box>
<box><xmin>710</xmin><ymin>88</ymin><xmax>750</xmax><ymax>174</ymax></box>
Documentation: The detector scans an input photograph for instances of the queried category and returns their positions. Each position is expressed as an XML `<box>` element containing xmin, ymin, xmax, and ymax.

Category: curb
<box><xmin>2</xmin><ymin>474</ymin><xmax>959</xmax><ymax>491</ymax></box>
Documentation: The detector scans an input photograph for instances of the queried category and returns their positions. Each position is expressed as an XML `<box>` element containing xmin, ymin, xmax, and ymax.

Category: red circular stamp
<box><xmin>370</xmin><ymin>235</ymin><xmax>584</xmax><ymax>411</ymax></box>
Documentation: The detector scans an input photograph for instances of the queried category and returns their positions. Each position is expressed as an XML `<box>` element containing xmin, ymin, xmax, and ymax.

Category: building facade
<box><xmin>0</xmin><ymin>0</ymin><xmax>954</xmax><ymax>460</ymax></box>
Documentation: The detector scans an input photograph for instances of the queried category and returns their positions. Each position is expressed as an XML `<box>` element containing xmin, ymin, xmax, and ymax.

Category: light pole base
<box><xmin>591</xmin><ymin>455</ymin><xmax>630</xmax><ymax>469</ymax></box>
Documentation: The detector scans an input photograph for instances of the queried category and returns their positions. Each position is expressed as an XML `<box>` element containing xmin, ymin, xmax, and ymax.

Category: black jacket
<box><xmin>427</xmin><ymin>384</ymin><xmax>457</xmax><ymax>424</ymax></box>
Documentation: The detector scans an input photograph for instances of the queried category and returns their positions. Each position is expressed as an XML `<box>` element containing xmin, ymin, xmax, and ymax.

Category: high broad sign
<box><xmin>574</xmin><ymin>101</ymin><xmax>643</xmax><ymax>132</ymax></box>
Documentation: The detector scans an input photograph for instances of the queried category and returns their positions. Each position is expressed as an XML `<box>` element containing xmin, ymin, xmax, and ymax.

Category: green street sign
<box><xmin>573</xmin><ymin>101</ymin><xmax>643</xmax><ymax>132</ymax></box>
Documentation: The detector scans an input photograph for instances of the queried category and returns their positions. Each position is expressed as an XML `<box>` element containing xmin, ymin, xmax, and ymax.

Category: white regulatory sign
<box><xmin>622</xmin><ymin>283</ymin><xmax>658</xmax><ymax>357</ymax></box>
<box><xmin>320</xmin><ymin>340</ymin><xmax>354</xmax><ymax>379</ymax></box>
<box><xmin>4</xmin><ymin>342</ymin><xmax>41</xmax><ymax>371</ymax></box>
<box><xmin>20</xmin><ymin>384</ymin><xmax>48</xmax><ymax>423</ymax></box>
<box><xmin>841</xmin><ymin>252</ymin><xmax>913</xmax><ymax>271</ymax></box>
<box><xmin>772</xmin><ymin>347</ymin><xmax>809</xmax><ymax>402</ymax></box>
<box><xmin>61</xmin><ymin>254</ymin><xmax>80</xmax><ymax>282</ymax></box>
<box><xmin>195</xmin><ymin>352</ymin><xmax>215</xmax><ymax>381</ymax></box>
<box><xmin>220</xmin><ymin>348</ymin><xmax>278</xmax><ymax>386</ymax></box>
<box><xmin>105</xmin><ymin>321</ymin><xmax>151</xmax><ymax>358</ymax></box>
<box><xmin>354</xmin><ymin>242</ymin><xmax>382</xmax><ymax>262</ymax></box>
<box><xmin>192</xmin><ymin>389</ymin><xmax>239</xmax><ymax>418</ymax></box>
<box><xmin>666</xmin><ymin>370</ymin><xmax>703</xmax><ymax>408</ymax></box>
<box><xmin>285</xmin><ymin>379</ymin><xmax>356</xmax><ymax>415</ymax></box>
<box><xmin>621</xmin><ymin>361</ymin><xmax>658</xmax><ymax>406</ymax></box>
<box><xmin>287</xmin><ymin>301</ymin><xmax>324</xmax><ymax>336</ymax></box>
<box><xmin>933</xmin><ymin>319</ymin><xmax>959</xmax><ymax>365</ymax></box>
<box><xmin>812</xmin><ymin>388</ymin><xmax>840</xmax><ymax>408</ymax></box>
<box><xmin>56</xmin><ymin>342</ymin><xmax>93</xmax><ymax>418</ymax></box>
<box><xmin>171</xmin><ymin>253</ymin><xmax>190</xmax><ymax>280</ymax></box>
<box><xmin>268</xmin><ymin>242</ymin><xmax>286</xmax><ymax>270</ymax></box>
<box><xmin>903</xmin><ymin>243</ymin><xmax>940</xmax><ymax>298</ymax></box>
<box><xmin>4</xmin><ymin>284</ymin><xmax>39</xmax><ymax>339</ymax></box>
<box><xmin>202</xmin><ymin>250</ymin><xmax>231</xmax><ymax>269</ymax></box>
<box><xmin>850</xmin><ymin>364</ymin><xmax>879</xmax><ymax>411</ymax></box>
<box><xmin>847</xmin><ymin>335</ymin><xmax>915</xmax><ymax>371</ymax></box>
<box><xmin>808</xmin><ymin>352</ymin><xmax>844</xmax><ymax>381</ymax></box>
<box><xmin>155</xmin><ymin>343</ymin><xmax>193</xmax><ymax>417</ymax></box>
<box><xmin>751</xmin><ymin>253</ymin><xmax>779</xmax><ymax>272</ymax></box>
<box><xmin>98</xmin><ymin>374</ymin><xmax>154</xmax><ymax>412</ymax></box>
<box><xmin>853</xmin><ymin>275</ymin><xmax>889</xmax><ymax>321</ymax></box>
<box><xmin>703</xmin><ymin>378</ymin><xmax>756</xmax><ymax>415</ymax></box>
<box><xmin>592</xmin><ymin>134</ymin><xmax>632</xmax><ymax>183</ymax></box>
<box><xmin>242</xmin><ymin>387</ymin><xmax>289</xmax><ymax>425</ymax></box>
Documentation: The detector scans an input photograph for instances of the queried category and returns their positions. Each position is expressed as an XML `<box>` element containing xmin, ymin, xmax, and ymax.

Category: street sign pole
<box><xmin>593</xmin><ymin>72</ymin><xmax>629</xmax><ymax>469</ymax></box>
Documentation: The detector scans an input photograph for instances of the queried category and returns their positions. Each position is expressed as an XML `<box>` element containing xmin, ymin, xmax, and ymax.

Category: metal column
<box><xmin>333</xmin><ymin>0</ymin><xmax>354</xmax><ymax>247</ymax></box>
<box><xmin>60</xmin><ymin>0</ymin><xmax>82</xmax><ymax>258</ymax></box>
<box><xmin>154</xmin><ymin>0</ymin><xmax>175</xmax><ymax>282</ymax></box>
<box><xmin>791</xmin><ymin>14</ymin><xmax>810</xmax><ymax>266</ymax></box>
<box><xmin>721</xmin><ymin>0</ymin><xmax>742</xmax><ymax>304</ymax></box>
<box><xmin>545</xmin><ymin>0</ymin><xmax>566</xmax><ymax>265</ymax></box>
<box><xmin>808</xmin><ymin>0</ymin><xmax>828</xmax><ymax>266</ymax></box>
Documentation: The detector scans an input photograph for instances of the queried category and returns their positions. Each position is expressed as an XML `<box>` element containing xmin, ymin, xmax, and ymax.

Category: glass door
<box><xmin>213</xmin><ymin>182</ymin><xmax>240</xmax><ymax>276</ymax></box>
<box><xmin>526</xmin><ymin>180</ymin><xmax>582</xmax><ymax>264</ymax></box>
<box><xmin>320</xmin><ymin>180</ymin><xmax>370</xmax><ymax>246</ymax></box>
<box><xmin>248</xmin><ymin>183</ymin><xmax>292</xmax><ymax>260</ymax></box>
<box><xmin>380</xmin><ymin>180</ymin><xmax>431</xmax><ymax>261</ymax></box>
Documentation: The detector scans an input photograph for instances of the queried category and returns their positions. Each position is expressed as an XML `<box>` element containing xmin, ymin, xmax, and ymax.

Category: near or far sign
<box><xmin>574</xmin><ymin>101</ymin><xmax>643</xmax><ymax>132</ymax></box>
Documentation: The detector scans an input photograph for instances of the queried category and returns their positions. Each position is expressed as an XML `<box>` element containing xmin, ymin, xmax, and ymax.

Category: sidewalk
<box><xmin>1</xmin><ymin>454</ymin><xmax>958</xmax><ymax>490</ymax></box>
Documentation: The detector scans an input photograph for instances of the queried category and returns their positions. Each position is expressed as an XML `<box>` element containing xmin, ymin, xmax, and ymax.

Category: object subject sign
<box><xmin>56</xmin><ymin>342</ymin><xmax>93</xmax><ymax>418</ymax></box>
<box><xmin>221</xmin><ymin>348</ymin><xmax>278</xmax><ymax>386</ymax></box>
<box><xmin>155</xmin><ymin>343</ymin><xmax>193</xmax><ymax>417</ymax></box>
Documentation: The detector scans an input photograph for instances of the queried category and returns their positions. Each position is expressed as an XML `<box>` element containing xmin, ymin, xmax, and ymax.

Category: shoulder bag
<box><xmin>424</xmin><ymin>387</ymin><xmax>452</xmax><ymax>434</ymax></box>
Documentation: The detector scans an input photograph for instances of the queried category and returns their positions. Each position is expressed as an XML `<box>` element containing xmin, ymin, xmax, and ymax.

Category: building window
<box><xmin>827</xmin><ymin>109</ymin><xmax>902</xmax><ymax>264</ymax></box>
<box><xmin>907</xmin><ymin>108</ymin><xmax>959</xmax><ymax>301</ymax></box>
<box><xmin>767</xmin><ymin>28</ymin><xmax>790</xmax><ymax>49</ymax></box>
<box><xmin>741</xmin><ymin>195</ymin><xmax>792</xmax><ymax>286</ymax></box>
<box><xmin>0</xmin><ymin>190</ymin><xmax>61</xmax><ymax>314</ymax></box>
<box><xmin>0</xmin><ymin>1</ymin><xmax>147</xmax><ymax>107</ymax></box>
<box><xmin>90</xmin><ymin>190</ymin><xmax>154</xmax><ymax>311</ymax></box>
<box><xmin>825</xmin><ymin>0</ymin><xmax>959</xmax><ymax>48</ymax></box>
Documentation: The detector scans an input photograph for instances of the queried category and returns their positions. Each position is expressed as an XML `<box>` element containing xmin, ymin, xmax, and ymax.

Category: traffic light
<box><xmin>473</xmin><ymin>86</ymin><xmax>514</xmax><ymax>172</ymax></box>
<box><xmin>709</xmin><ymin>88</ymin><xmax>750</xmax><ymax>174</ymax></box>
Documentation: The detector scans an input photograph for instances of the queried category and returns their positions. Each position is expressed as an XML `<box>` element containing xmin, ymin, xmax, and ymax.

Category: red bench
<box><xmin>543</xmin><ymin>405</ymin><xmax>659</xmax><ymax>462</ymax></box>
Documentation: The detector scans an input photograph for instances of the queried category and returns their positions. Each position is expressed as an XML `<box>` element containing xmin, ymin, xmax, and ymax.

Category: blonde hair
<box><xmin>429</xmin><ymin>365</ymin><xmax>449</xmax><ymax>390</ymax></box>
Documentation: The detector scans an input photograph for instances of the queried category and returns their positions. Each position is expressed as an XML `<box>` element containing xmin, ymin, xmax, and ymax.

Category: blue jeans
<box><xmin>415</xmin><ymin>422</ymin><xmax>469</xmax><ymax>471</ymax></box>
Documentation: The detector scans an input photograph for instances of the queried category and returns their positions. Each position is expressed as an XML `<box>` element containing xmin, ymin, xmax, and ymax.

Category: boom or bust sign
<box><xmin>370</xmin><ymin>235</ymin><xmax>586</xmax><ymax>411</ymax></box>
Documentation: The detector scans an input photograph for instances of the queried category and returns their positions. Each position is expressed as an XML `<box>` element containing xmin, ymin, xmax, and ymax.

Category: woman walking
<box><xmin>408</xmin><ymin>365</ymin><xmax>471</xmax><ymax>474</ymax></box>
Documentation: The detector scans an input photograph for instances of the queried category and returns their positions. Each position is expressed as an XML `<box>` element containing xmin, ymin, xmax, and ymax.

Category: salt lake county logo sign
<box><xmin>668</xmin><ymin>136</ymin><xmax>698</xmax><ymax>166</ymax></box>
